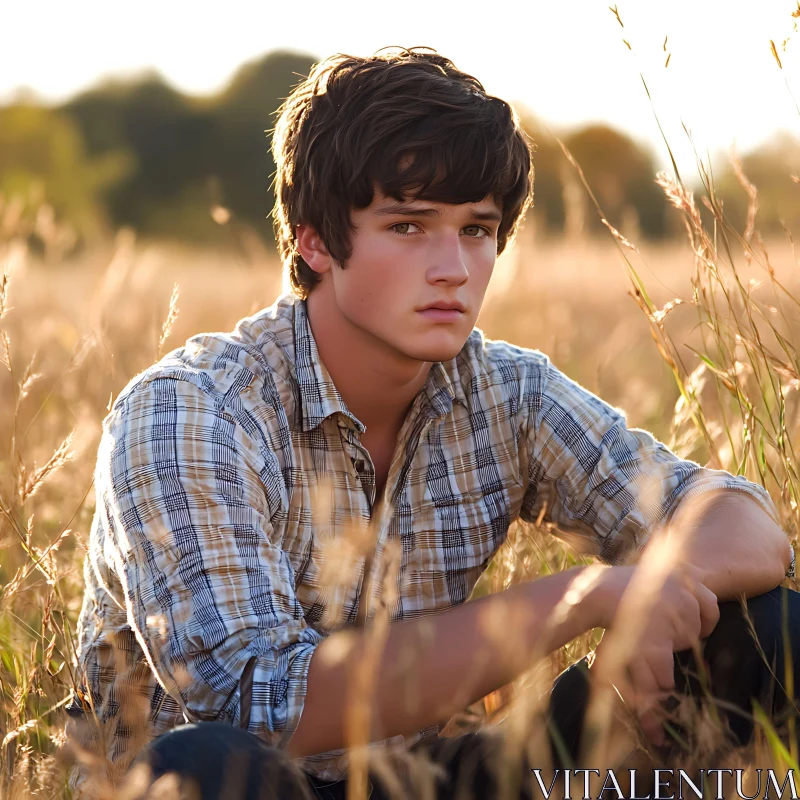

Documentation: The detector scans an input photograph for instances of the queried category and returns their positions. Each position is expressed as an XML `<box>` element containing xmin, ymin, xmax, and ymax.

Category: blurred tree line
<box><xmin>1</xmin><ymin>49</ymin><xmax>798</xmax><ymax>251</ymax></box>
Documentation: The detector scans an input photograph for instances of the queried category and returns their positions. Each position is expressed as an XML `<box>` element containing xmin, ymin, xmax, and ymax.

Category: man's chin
<box><xmin>402</xmin><ymin>338</ymin><xmax>467</xmax><ymax>364</ymax></box>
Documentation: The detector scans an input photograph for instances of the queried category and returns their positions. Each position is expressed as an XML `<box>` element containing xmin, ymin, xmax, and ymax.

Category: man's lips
<box><xmin>417</xmin><ymin>302</ymin><xmax>466</xmax><ymax>313</ymax></box>
<box><xmin>417</xmin><ymin>304</ymin><xmax>466</xmax><ymax>322</ymax></box>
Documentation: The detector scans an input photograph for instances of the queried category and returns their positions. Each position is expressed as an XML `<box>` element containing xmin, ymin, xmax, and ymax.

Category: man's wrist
<box><xmin>589</xmin><ymin>565</ymin><xmax>635</xmax><ymax>629</ymax></box>
<box><xmin>787</xmin><ymin>542</ymin><xmax>795</xmax><ymax>579</ymax></box>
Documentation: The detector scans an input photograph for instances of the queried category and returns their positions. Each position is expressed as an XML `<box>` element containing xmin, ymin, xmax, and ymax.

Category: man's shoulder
<box><xmin>111</xmin><ymin>294</ymin><xmax>300</xmax><ymax>417</ymax></box>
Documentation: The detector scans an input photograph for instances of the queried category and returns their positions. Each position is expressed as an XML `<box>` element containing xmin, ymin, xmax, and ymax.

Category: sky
<box><xmin>4</xmin><ymin>0</ymin><xmax>799</xmax><ymax>174</ymax></box>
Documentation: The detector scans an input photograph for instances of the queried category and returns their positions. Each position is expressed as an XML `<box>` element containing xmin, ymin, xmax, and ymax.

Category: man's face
<box><xmin>323</xmin><ymin>188</ymin><xmax>502</xmax><ymax>364</ymax></box>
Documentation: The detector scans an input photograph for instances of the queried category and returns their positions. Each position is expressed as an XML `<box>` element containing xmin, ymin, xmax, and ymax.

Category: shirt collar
<box><xmin>423</xmin><ymin>360</ymin><xmax>463</xmax><ymax>420</ymax></box>
<box><xmin>292</xmin><ymin>298</ymin><xmax>364</xmax><ymax>433</ymax></box>
<box><xmin>291</xmin><ymin>296</ymin><xmax>468</xmax><ymax>433</ymax></box>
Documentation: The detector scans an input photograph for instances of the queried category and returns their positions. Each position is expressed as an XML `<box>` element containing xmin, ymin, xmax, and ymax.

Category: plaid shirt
<box><xmin>68</xmin><ymin>292</ymin><xmax>777</xmax><ymax>787</ymax></box>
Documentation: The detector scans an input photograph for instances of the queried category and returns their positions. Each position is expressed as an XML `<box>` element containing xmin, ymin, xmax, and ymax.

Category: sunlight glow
<box><xmin>3</xmin><ymin>0</ymin><xmax>799</xmax><ymax>173</ymax></box>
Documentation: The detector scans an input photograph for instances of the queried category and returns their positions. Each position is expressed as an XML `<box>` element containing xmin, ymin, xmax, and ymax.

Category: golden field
<box><xmin>2</xmin><ymin>186</ymin><xmax>800</xmax><ymax>796</ymax></box>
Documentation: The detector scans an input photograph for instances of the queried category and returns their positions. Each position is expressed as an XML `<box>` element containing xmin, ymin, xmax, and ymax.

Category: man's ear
<box><xmin>296</xmin><ymin>224</ymin><xmax>333</xmax><ymax>275</ymax></box>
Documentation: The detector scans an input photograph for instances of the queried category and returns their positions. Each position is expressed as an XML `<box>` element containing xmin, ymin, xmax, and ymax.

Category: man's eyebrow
<box><xmin>372</xmin><ymin>203</ymin><xmax>441</xmax><ymax>218</ymax></box>
<box><xmin>371</xmin><ymin>202</ymin><xmax>502</xmax><ymax>223</ymax></box>
<box><xmin>469</xmin><ymin>209</ymin><xmax>503</xmax><ymax>222</ymax></box>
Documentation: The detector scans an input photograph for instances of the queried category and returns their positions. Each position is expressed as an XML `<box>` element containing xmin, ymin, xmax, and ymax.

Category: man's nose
<box><xmin>426</xmin><ymin>234</ymin><xmax>469</xmax><ymax>285</ymax></box>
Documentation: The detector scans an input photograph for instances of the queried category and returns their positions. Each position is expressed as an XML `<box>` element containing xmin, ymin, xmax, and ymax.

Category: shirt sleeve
<box><xmin>97</xmin><ymin>374</ymin><xmax>323</xmax><ymax>747</ymax></box>
<box><xmin>518</xmin><ymin>353</ymin><xmax>779</xmax><ymax>565</ymax></box>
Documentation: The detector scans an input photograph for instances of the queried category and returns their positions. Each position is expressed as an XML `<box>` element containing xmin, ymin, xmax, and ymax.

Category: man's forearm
<box><xmin>287</xmin><ymin>564</ymin><xmax>621</xmax><ymax>758</ymax></box>
<box><xmin>667</xmin><ymin>490</ymin><xmax>791</xmax><ymax>601</ymax></box>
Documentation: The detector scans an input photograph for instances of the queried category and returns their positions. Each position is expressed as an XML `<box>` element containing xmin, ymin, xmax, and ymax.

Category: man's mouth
<box><xmin>417</xmin><ymin>302</ymin><xmax>466</xmax><ymax>322</ymax></box>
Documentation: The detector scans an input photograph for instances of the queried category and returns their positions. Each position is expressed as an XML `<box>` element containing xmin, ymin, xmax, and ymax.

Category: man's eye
<box><xmin>463</xmin><ymin>226</ymin><xmax>489</xmax><ymax>238</ymax></box>
<box><xmin>390</xmin><ymin>222</ymin><xmax>421</xmax><ymax>236</ymax></box>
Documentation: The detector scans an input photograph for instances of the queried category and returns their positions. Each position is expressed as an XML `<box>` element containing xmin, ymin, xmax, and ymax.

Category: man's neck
<box><xmin>304</xmin><ymin>289</ymin><xmax>432</xmax><ymax>435</ymax></box>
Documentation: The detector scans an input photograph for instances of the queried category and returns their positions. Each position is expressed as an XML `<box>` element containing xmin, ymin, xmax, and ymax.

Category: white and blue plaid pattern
<box><xmin>68</xmin><ymin>292</ymin><xmax>777</xmax><ymax>785</ymax></box>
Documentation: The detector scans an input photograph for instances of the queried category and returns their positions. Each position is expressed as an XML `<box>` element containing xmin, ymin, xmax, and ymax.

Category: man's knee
<box><xmin>125</xmin><ymin>722</ymin><xmax>312</xmax><ymax>800</ymax></box>
<box><xmin>705</xmin><ymin>587</ymin><xmax>799</xmax><ymax>671</ymax></box>
<box><xmin>672</xmin><ymin>587</ymin><xmax>800</xmax><ymax>747</ymax></box>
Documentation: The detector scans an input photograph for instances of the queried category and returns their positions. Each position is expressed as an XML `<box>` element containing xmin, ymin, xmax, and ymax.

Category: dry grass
<box><xmin>2</xmin><ymin>164</ymin><xmax>800</xmax><ymax>797</ymax></box>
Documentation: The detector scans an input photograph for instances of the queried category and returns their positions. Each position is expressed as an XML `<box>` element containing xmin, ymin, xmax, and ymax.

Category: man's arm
<box><xmin>516</xmin><ymin>350</ymin><xmax>790</xmax><ymax>596</ymax></box>
<box><xmin>513</xmin><ymin>353</ymin><xmax>792</xmax><ymax>744</ymax></box>
<box><xmin>665</xmin><ymin>490</ymin><xmax>791</xmax><ymax>601</ymax></box>
<box><xmin>289</xmin><ymin>565</ymin><xmax>630</xmax><ymax>758</ymax></box>
<box><xmin>101</xmin><ymin>377</ymin><xmax>325</xmax><ymax>746</ymax></box>
<box><xmin>288</xmin><ymin>564</ymin><xmax>634</xmax><ymax>758</ymax></box>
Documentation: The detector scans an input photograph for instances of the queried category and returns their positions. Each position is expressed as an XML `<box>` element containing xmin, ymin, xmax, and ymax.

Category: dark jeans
<box><xmin>126</xmin><ymin>587</ymin><xmax>800</xmax><ymax>799</ymax></box>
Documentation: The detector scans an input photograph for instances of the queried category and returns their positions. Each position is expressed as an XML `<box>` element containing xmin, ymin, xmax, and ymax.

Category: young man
<box><xmin>67</xmin><ymin>48</ymin><xmax>797</xmax><ymax>798</ymax></box>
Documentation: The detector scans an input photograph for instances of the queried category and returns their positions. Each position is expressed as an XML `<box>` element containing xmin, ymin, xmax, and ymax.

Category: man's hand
<box><xmin>591</xmin><ymin>559</ymin><xmax>720</xmax><ymax>746</ymax></box>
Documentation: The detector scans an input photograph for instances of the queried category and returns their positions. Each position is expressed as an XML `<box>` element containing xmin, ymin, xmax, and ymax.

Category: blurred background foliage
<box><xmin>1</xmin><ymin>48</ymin><xmax>798</xmax><ymax>251</ymax></box>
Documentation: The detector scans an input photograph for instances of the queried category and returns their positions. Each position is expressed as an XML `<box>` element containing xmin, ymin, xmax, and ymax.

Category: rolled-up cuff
<box><xmin>664</xmin><ymin>472</ymin><xmax>780</xmax><ymax>528</ymax></box>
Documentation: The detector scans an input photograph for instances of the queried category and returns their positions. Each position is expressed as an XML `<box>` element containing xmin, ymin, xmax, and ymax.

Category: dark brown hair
<box><xmin>271</xmin><ymin>46</ymin><xmax>534</xmax><ymax>298</ymax></box>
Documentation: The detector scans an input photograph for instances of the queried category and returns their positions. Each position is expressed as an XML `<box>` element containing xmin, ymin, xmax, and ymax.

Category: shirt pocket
<box><xmin>403</xmin><ymin>484</ymin><xmax>513</xmax><ymax>575</ymax></box>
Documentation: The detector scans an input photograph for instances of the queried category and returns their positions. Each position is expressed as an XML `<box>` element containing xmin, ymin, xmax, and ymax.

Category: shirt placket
<box><xmin>345</xmin><ymin>395</ymin><xmax>438</xmax><ymax>624</ymax></box>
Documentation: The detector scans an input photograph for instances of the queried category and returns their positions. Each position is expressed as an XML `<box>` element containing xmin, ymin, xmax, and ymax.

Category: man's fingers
<box><xmin>626</xmin><ymin>655</ymin><xmax>674</xmax><ymax>705</ymax></box>
<box><xmin>695</xmin><ymin>582</ymin><xmax>720</xmax><ymax>638</ymax></box>
<box><xmin>676</xmin><ymin>594</ymin><xmax>702</xmax><ymax>647</ymax></box>
<box><xmin>679</xmin><ymin>564</ymin><xmax>719</xmax><ymax>638</ymax></box>
<box><xmin>638</xmin><ymin>701</ymin><xmax>669</xmax><ymax>747</ymax></box>
<box><xmin>626</xmin><ymin>658</ymin><xmax>672</xmax><ymax>746</ymax></box>
<box><xmin>647</xmin><ymin>648</ymin><xmax>676</xmax><ymax>693</ymax></box>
